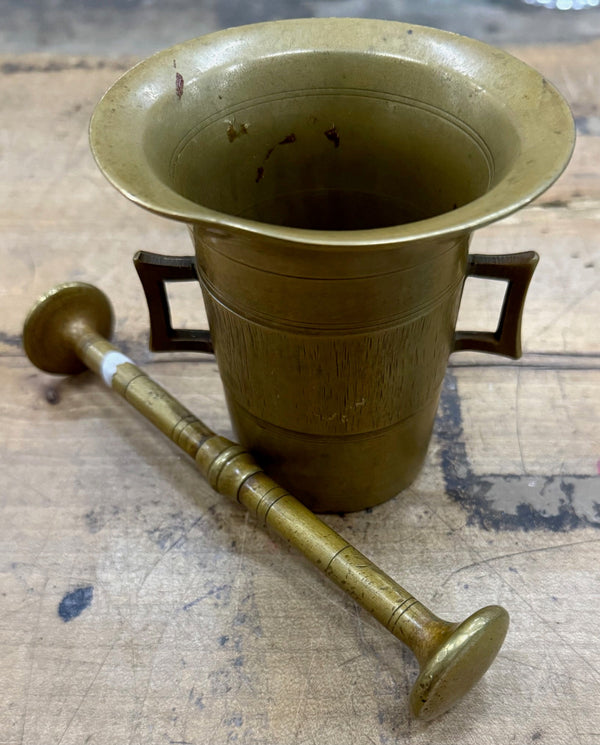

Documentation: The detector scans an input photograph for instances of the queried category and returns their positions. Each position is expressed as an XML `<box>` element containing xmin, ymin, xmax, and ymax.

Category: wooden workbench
<box><xmin>1</xmin><ymin>40</ymin><xmax>599</xmax><ymax>744</ymax></box>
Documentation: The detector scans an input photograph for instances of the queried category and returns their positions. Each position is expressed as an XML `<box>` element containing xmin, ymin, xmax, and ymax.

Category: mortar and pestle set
<box><xmin>23</xmin><ymin>18</ymin><xmax>574</xmax><ymax>719</ymax></box>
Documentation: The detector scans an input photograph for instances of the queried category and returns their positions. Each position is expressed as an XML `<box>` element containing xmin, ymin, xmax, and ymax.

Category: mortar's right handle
<box><xmin>453</xmin><ymin>251</ymin><xmax>539</xmax><ymax>359</ymax></box>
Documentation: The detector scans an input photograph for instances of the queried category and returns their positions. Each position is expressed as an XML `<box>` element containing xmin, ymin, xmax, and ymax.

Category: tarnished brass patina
<box><xmin>24</xmin><ymin>282</ymin><xmax>509</xmax><ymax>720</ymax></box>
<box><xmin>89</xmin><ymin>18</ymin><xmax>574</xmax><ymax>513</ymax></box>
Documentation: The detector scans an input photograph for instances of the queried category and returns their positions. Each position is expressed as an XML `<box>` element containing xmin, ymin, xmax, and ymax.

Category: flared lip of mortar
<box><xmin>89</xmin><ymin>17</ymin><xmax>575</xmax><ymax>250</ymax></box>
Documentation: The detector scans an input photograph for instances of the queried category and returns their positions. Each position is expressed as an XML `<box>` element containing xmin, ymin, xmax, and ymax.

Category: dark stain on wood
<box><xmin>1</xmin><ymin>59</ymin><xmax>131</xmax><ymax>74</ymax></box>
<box><xmin>45</xmin><ymin>386</ymin><xmax>60</xmax><ymax>405</ymax></box>
<box><xmin>436</xmin><ymin>371</ymin><xmax>600</xmax><ymax>532</ymax></box>
<box><xmin>58</xmin><ymin>586</ymin><xmax>94</xmax><ymax>622</ymax></box>
<box><xmin>0</xmin><ymin>331</ymin><xmax>22</xmax><ymax>349</ymax></box>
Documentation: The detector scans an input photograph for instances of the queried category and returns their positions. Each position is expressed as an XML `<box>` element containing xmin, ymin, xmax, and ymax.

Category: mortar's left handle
<box><xmin>133</xmin><ymin>251</ymin><xmax>214</xmax><ymax>354</ymax></box>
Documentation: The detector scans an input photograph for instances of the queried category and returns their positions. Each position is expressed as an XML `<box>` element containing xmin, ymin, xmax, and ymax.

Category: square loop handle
<box><xmin>133</xmin><ymin>251</ymin><xmax>214</xmax><ymax>354</ymax></box>
<box><xmin>453</xmin><ymin>251</ymin><xmax>539</xmax><ymax>359</ymax></box>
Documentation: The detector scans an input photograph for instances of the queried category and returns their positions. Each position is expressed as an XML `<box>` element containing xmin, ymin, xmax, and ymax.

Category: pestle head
<box><xmin>410</xmin><ymin>605</ymin><xmax>509</xmax><ymax>720</ymax></box>
<box><xmin>23</xmin><ymin>282</ymin><xmax>113</xmax><ymax>375</ymax></box>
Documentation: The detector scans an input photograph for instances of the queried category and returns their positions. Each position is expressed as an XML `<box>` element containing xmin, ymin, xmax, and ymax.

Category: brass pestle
<box><xmin>23</xmin><ymin>282</ymin><xmax>509</xmax><ymax>721</ymax></box>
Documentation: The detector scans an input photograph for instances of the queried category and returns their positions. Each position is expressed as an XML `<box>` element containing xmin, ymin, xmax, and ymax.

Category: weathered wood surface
<box><xmin>1</xmin><ymin>41</ymin><xmax>599</xmax><ymax>745</ymax></box>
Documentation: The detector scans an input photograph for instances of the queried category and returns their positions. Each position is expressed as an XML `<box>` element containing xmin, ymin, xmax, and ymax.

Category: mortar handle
<box><xmin>133</xmin><ymin>251</ymin><xmax>214</xmax><ymax>354</ymax></box>
<box><xmin>453</xmin><ymin>250</ymin><xmax>539</xmax><ymax>359</ymax></box>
